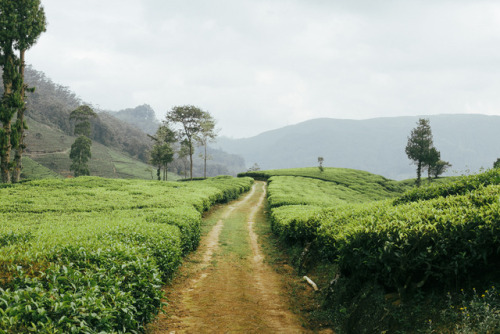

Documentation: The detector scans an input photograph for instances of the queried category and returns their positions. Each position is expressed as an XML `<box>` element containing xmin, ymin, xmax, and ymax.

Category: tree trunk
<box><xmin>12</xmin><ymin>49</ymin><xmax>27</xmax><ymax>183</ymax></box>
<box><xmin>1</xmin><ymin>122</ymin><xmax>12</xmax><ymax>184</ymax></box>
<box><xmin>416</xmin><ymin>160</ymin><xmax>422</xmax><ymax>187</ymax></box>
<box><xmin>204</xmin><ymin>143</ymin><xmax>207</xmax><ymax>178</ymax></box>
<box><xmin>0</xmin><ymin>52</ymin><xmax>15</xmax><ymax>184</ymax></box>
<box><xmin>189</xmin><ymin>140</ymin><xmax>193</xmax><ymax>180</ymax></box>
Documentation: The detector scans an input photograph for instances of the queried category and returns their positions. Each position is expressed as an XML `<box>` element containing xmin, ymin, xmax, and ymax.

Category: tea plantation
<box><xmin>0</xmin><ymin>176</ymin><xmax>252</xmax><ymax>333</ymax></box>
<box><xmin>240</xmin><ymin>167</ymin><xmax>500</xmax><ymax>332</ymax></box>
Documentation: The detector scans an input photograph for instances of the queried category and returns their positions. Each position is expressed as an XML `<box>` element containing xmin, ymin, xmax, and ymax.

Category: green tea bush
<box><xmin>270</xmin><ymin>205</ymin><xmax>324</xmax><ymax>245</ymax></box>
<box><xmin>394</xmin><ymin>168</ymin><xmax>500</xmax><ymax>205</ymax></box>
<box><xmin>317</xmin><ymin>185</ymin><xmax>500</xmax><ymax>292</ymax></box>
<box><xmin>240</xmin><ymin>167</ymin><xmax>412</xmax><ymax>197</ymax></box>
<box><xmin>0</xmin><ymin>176</ymin><xmax>253</xmax><ymax>333</ymax></box>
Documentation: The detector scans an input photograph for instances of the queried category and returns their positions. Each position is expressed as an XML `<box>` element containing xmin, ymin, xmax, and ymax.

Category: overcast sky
<box><xmin>29</xmin><ymin>0</ymin><xmax>500</xmax><ymax>138</ymax></box>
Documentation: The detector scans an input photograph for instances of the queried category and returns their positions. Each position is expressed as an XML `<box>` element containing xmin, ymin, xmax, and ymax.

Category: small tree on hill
<box><xmin>248</xmin><ymin>163</ymin><xmax>261</xmax><ymax>172</ymax></box>
<box><xmin>405</xmin><ymin>118</ymin><xmax>433</xmax><ymax>187</ymax></box>
<box><xmin>69</xmin><ymin>105</ymin><xmax>96</xmax><ymax>177</ymax></box>
<box><xmin>166</xmin><ymin>105</ymin><xmax>206</xmax><ymax>180</ymax></box>
<box><xmin>430</xmin><ymin>160</ymin><xmax>452</xmax><ymax>178</ymax></box>
<box><xmin>149</xmin><ymin>123</ymin><xmax>176</xmax><ymax>181</ymax></box>
<box><xmin>318</xmin><ymin>156</ymin><xmax>324</xmax><ymax>172</ymax></box>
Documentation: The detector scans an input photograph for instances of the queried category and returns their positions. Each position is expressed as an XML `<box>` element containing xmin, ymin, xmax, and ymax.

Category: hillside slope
<box><xmin>24</xmin><ymin>117</ymin><xmax>178</xmax><ymax>180</ymax></box>
<box><xmin>217</xmin><ymin>114</ymin><xmax>500</xmax><ymax>180</ymax></box>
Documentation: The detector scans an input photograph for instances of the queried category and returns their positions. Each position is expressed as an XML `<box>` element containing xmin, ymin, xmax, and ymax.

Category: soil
<box><xmin>148</xmin><ymin>181</ymin><xmax>314</xmax><ymax>333</ymax></box>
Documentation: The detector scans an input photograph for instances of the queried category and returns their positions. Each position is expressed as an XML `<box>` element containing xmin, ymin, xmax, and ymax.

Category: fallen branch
<box><xmin>303</xmin><ymin>276</ymin><xmax>319</xmax><ymax>291</ymax></box>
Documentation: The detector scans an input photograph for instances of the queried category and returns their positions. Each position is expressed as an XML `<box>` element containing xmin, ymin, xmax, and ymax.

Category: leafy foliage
<box><xmin>393</xmin><ymin>168</ymin><xmax>500</xmax><ymax>205</ymax></box>
<box><xmin>263</xmin><ymin>167</ymin><xmax>500</xmax><ymax>331</ymax></box>
<box><xmin>0</xmin><ymin>176</ymin><xmax>253</xmax><ymax>332</ymax></box>
<box><xmin>69</xmin><ymin>135</ymin><xmax>92</xmax><ymax>176</ymax></box>
<box><xmin>0</xmin><ymin>0</ymin><xmax>46</xmax><ymax>183</ymax></box>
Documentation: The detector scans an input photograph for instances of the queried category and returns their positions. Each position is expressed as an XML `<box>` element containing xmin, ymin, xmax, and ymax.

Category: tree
<box><xmin>494</xmin><ymin>158</ymin><xmax>500</xmax><ymax>169</ymax></box>
<box><xmin>166</xmin><ymin>105</ymin><xmax>206</xmax><ymax>180</ymax></box>
<box><xmin>318</xmin><ymin>156</ymin><xmax>324</xmax><ymax>172</ymax></box>
<box><xmin>405</xmin><ymin>118</ymin><xmax>433</xmax><ymax>187</ymax></box>
<box><xmin>70</xmin><ymin>105</ymin><xmax>97</xmax><ymax>137</ymax></box>
<box><xmin>248</xmin><ymin>163</ymin><xmax>261</xmax><ymax>172</ymax></box>
<box><xmin>149</xmin><ymin>123</ymin><xmax>176</xmax><ymax>181</ymax></box>
<box><xmin>430</xmin><ymin>160</ymin><xmax>452</xmax><ymax>178</ymax></box>
<box><xmin>70</xmin><ymin>136</ymin><xmax>92</xmax><ymax>177</ymax></box>
<box><xmin>196</xmin><ymin>113</ymin><xmax>217</xmax><ymax>178</ymax></box>
<box><xmin>69</xmin><ymin>105</ymin><xmax>96</xmax><ymax>177</ymax></box>
<box><xmin>424</xmin><ymin>147</ymin><xmax>440</xmax><ymax>180</ymax></box>
<box><xmin>177</xmin><ymin>140</ymin><xmax>191</xmax><ymax>179</ymax></box>
<box><xmin>0</xmin><ymin>0</ymin><xmax>46</xmax><ymax>183</ymax></box>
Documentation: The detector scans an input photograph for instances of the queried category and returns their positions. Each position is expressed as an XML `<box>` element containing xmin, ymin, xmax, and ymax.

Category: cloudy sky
<box><xmin>29</xmin><ymin>0</ymin><xmax>500</xmax><ymax>138</ymax></box>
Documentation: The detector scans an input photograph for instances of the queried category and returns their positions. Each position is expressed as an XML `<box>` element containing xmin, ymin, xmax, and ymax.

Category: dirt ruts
<box><xmin>149</xmin><ymin>181</ymin><xmax>310</xmax><ymax>333</ymax></box>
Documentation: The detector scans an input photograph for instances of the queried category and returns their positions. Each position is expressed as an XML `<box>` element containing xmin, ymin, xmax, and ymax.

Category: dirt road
<box><xmin>149</xmin><ymin>181</ymin><xmax>311</xmax><ymax>333</ymax></box>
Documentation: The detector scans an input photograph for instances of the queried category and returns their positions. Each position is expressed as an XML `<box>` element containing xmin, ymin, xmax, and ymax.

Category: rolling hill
<box><xmin>216</xmin><ymin>114</ymin><xmax>500</xmax><ymax>180</ymax></box>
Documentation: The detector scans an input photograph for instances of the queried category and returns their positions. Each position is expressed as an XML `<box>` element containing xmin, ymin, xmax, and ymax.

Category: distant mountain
<box><xmin>108</xmin><ymin>104</ymin><xmax>160</xmax><ymax>135</ymax></box>
<box><xmin>215</xmin><ymin>115</ymin><xmax>500</xmax><ymax>180</ymax></box>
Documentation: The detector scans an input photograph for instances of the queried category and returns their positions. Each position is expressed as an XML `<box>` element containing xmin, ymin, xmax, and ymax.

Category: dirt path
<box><xmin>149</xmin><ymin>181</ymin><xmax>310</xmax><ymax>333</ymax></box>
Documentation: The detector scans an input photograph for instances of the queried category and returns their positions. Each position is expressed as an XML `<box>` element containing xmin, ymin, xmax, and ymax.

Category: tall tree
<box><xmin>166</xmin><ymin>105</ymin><xmax>205</xmax><ymax>180</ymax></box>
<box><xmin>69</xmin><ymin>105</ymin><xmax>97</xmax><ymax>177</ymax></box>
<box><xmin>405</xmin><ymin>118</ymin><xmax>433</xmax><ymax>187</ymax></box>
<box><xmin>0</xmin><ymin>0</ymin><xmax>46</xmax><ymax>183</ymax></box>
<box><xmin>196</xmin><ymin>113</ymin><xmax>217</xmax><ymax>178</ymax></box>
<box><xmin>149</xmin><ymin>123</ymin><xmax>176</xmax><ymax>181</ymax></box>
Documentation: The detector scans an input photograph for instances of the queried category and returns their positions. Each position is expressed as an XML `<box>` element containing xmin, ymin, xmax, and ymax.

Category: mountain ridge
<box><xmin>216</xmin><ymin>114</ymin><xmax>500</xmax><ymax>180</ymax></box>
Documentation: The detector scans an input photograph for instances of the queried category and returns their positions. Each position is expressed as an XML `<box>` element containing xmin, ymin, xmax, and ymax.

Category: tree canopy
<box><xmin>405</xmin><ymin>118</ymin><xmax>433</xmax><ymax>187</ymax></box>
<box><xmin>166</xmin><ymin>105</ymin><xmax>212</xmax><ymax>180</ymax></box>
<box><xmin>0</xmin><ymin>0</ymin><xmax>46</xmax><ymax>183</ymax></box>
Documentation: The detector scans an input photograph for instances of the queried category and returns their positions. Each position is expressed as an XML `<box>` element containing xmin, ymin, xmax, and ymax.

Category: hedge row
<box><xmin>0</xmin><ymin>176</ymin><xmax>253</xmax><ymax>333</ymax></box>
<box><xmin>268</xmin><ymin>170</ymin><xmax>500</xmax><ymax>293</ymax></box>
<box><xmin>393</xmin><ymin>168</ymin><xmax>500</xmax><ymax>205</ymax></box>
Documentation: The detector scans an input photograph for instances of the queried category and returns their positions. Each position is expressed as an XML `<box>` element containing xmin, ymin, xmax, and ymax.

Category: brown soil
<box><xmin>148</xmin><ymin>181</ymin><xmax>312</xmax><ymax>333</ymax></box>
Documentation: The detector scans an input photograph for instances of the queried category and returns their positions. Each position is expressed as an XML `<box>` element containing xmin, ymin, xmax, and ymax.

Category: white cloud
<box><xmin>27</xmin><ymin>0</ymin><xmax>500</xmax><ymax>138</ymax></box>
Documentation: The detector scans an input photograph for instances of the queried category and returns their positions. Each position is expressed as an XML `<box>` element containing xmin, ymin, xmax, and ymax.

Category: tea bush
<box><xmin>0</xmin><ymin>176</ymin><xmax>253</xmax><ymax>332</ymax></box>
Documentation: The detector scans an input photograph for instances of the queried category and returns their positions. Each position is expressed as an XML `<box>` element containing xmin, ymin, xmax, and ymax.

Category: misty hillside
<box><xmin>0</xmin><ymin>66</ymin><xmax>247</xmax><ymax>178</ymax></box>
<box><xmin>216</xmin><ymin>114</ymin><xmax>500</xmax><ymax>180</ymax></box>
<box><xmin>108</xmin><ymin>104</ymin><xmax>160</xmax><ymax>135</ymax></box>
